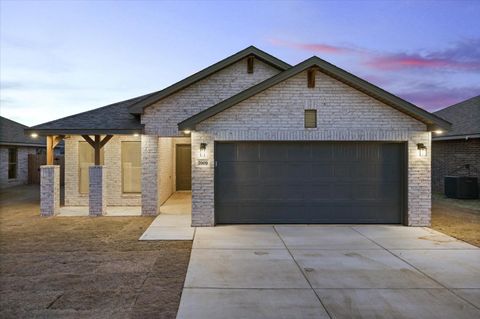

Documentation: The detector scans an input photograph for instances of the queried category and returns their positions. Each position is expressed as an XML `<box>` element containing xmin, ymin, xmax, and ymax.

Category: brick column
<box><xmin>89</xmin><ymin>165</ymin><xmax>107</xmax><ymax>216</ymax></box>
<box><xmin>40</xmin><ymin>165</ymin><xmax>60</xmax><ymax>216</ymax></box>
<box><xmin>141</xmin><ymin>135</ymin><xmax>159</xmax><ymax>216</ymax></box>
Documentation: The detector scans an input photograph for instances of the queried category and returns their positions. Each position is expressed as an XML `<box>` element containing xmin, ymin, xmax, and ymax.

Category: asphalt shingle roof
<box><xmin>27</xmin><ymin>93</ymin><xmax>155</xmax><ymax>135</ymax></box>
<box><xmin>434</xmin><ymin>95</ymin><xmax>480</xmax><ymax>139</ymax></box>
<box><xmin>0</xmin><ymin>116</ymin><xmax>46</xmax><ymax>147</ymax></box>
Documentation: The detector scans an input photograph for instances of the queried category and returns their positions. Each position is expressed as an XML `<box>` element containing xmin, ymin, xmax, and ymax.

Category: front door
<box><xmin>176</xmin><ymin>144</ymin><xmax>192</xmax><ymax>190</ymax></box>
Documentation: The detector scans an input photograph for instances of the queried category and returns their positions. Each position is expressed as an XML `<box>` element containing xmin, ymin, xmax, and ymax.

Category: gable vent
<box><xmin>304</xmin><ymin>109</ymin><xmax>317</xmax><ymax>128</ymax></box>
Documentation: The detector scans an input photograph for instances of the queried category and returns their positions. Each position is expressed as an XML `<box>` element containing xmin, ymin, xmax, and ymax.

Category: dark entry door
<box><xmin>215</xmin><ymin>142</ymin><xmax>405</xmax><ymax>224</ymax></box>
<box><xmin>176</xmin><ymin>144</ymin><xmax>191</xmax><ymax>191</ymax></box>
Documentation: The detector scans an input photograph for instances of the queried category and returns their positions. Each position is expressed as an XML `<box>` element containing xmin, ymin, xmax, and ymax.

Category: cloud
<box><xmin>366</xmin><ymin>38</ymin><xmax>480</xmax><ymax>71</ymax></box>
<box><xmin>269</xmin><ymin>38</ymin><xmax>354</xmax><ymax>54</ymax></box>
<box><xmin>271</xmin><ymin>37</ymin><xmax>480</xmax><ymax>72</ymax></box>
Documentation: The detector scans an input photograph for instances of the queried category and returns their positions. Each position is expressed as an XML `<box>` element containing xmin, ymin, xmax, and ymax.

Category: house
<box><xmin>26</xmin><ymin>46</ymin><xmax>450</xmax><ymax>226</ymax></box>
<box><xmin>432</xmin><ymin>95</ymin><xmax>480</xmax><ymax>194</ymax></box>
<box><xmin>0</xmin><ymin>116</ymin><xmax>46</xmax><ymax>188</ymax></box>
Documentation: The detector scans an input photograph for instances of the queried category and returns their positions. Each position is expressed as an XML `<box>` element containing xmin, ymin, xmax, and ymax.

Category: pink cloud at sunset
<box><xmin>269</xmin><ymin>38</ymin><xmax>353</xmax><ymax>54</ymax></box>
<box><xmin>365</xmin><ymin>53</ymin><xmax>480</xmax><ymax>71</ymax></box>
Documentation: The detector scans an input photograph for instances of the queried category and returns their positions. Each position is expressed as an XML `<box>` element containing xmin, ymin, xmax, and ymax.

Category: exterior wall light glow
<box><xmin>199</xmin><ymin>143</ymin><xmax>207</xmax><ymax>158</ymax></box>
<box><xmin>30</xmin><ymin>133</ymin><xmax>38</xmax><ymax>138</ymax></box>
<box><xmin>133</xmin><ymin>133</ymin><xmax>139</xmax><ymax>137</ymax></box>
<box><xmin>183</xmin><ymin>130</ymin><xmax>191</xmax><ymax>135</ymax></box>
<box><xmin>417</xmin><ymin>143</ymin><xmax>427</xmax><ymax>157</ymax></box>
<box><xmin>434</xmin><ymin>130</ymin><xmax>443</xmax><ymax>134</ymax></box>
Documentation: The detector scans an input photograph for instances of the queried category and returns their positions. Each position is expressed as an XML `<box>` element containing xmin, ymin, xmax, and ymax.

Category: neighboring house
<box><xmin>432</xmin><ymin>95</ymin><xmax>480</xmax><ymax>193</ymax></box>
<box><xmin>0</xmin><ymin>116</ymin><xmax>46</xmax><ymax>188</ymax></box>
<box><xmin>27</xmin><ymin>46</ymin><xmax>450</xmax><ymax>226</ymax></box>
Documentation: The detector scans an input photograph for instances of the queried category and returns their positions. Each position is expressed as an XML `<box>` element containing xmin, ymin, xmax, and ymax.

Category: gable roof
<box><xmin>178</xmin><ymin>56</ymin><xmax>452</xmax><ymax>131</ymax></box>
<box><xmin>26</xmin><ymin>93</ymin><xmax>154</xmax><ymax>136</ymax></box>
<box><xmin>433</xmin><ymin>95</ymin><xmax>480</xmax><ymax>140</ymax></box>
<box><xmin>128</xmin><ymin>46</ymin><xmax>291</xmax><ymax>114</ymax></box>
<box><xmin>0</xmin><ymin>116</ymin><xmax>46</xmax><ymax>147</ymax></box>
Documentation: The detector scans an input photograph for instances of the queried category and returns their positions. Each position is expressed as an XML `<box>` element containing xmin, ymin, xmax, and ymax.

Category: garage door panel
<box><xmin>215</xmin><ymin>142</ymin><xmax>404</xmax><ymax>224</ymax></box>
<box><xmin>236</xmin><ymin>143</ymin><xmax>259</xmax><ymax>161</ymax></box>
<box><xmin>259</xmin><ymin>144</ymin><xmax>289</xmax><ymax>161</ymax></box>
<box><xmin>217</xmin><ymin>162</ymin><xmax>259</xmax><ymax>181</ymax></box>
<box><xmin>215</xmin><ymin>143</ymin><xmax>236</xmax><ymax>161</ymax></box>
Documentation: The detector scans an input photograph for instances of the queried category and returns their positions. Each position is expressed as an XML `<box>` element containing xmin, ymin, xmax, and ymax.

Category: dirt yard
<box><xmin>431</xmin><ymin>193</ymin><xmax>480</xmax><ymax>247</ymax></box>
<box><xmin>0</xmin><ymin>185</ymin><xmax>192</xmax><ymax>319</ymax></box>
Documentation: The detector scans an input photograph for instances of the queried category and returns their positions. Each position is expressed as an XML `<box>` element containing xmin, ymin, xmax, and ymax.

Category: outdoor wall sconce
<box><xmin>200</xmin><ymin>143</ymin><xmax>207</xmax><ymax>158</ymax></box>
<box><xmin>417</xmin><ymin>143</ymin><xmax>427</xmax><ymax>157</ymax></box>
<box><xmin>30</xmin><ymin>132</ymin><xmax>38</xmax><ymax>138</ymax></box>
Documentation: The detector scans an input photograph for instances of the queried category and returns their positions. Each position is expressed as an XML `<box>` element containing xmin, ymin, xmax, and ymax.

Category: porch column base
<box><xmin>89</xmin><ymin>166</ymin><xmax>107</xmax><ymax>216</ymax></box>
<box><xmin>141</xmin><ymin>135</ymin><xmax>159</xmax><ymax>216</ymax></box>
<box><xmin>40</xmin><ymin>165</ymin><xmax>60</xmax><ymax>216</ymax></box>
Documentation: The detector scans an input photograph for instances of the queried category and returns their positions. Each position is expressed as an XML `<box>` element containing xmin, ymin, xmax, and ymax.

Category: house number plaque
<box><xmin>197</xmin><ymin>159</ymin><xmax>209</xmax><ymax>167</ymax></box>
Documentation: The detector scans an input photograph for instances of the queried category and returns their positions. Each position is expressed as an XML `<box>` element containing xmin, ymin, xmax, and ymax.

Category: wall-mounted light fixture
<box><xmin>133</xmin><ymin>133</ymin><xmax>139</xmax><ymax>137</ymax></box>
<box><xmin>30</xmin><ymin>133</ymin><xmax>38</xmax><ymax>138</ymax></box>
<box><xmin>434</xmin><ymin>130</ymin><xmax>443</xmax><ymax>134</ymax></box>
<box><xmin>200</xmin><ymin>143</ymin><xmax>207</xmax><ymax>158</ymax></box>
<box><xmin>183</xmin><ymin>130</ymin><xmax>191</xmax><ymax>135</ymax></box>
<box><xmin>417</xmin><ymin>143</ymin><xmax>427</xmax><ymax>157</ymax></box>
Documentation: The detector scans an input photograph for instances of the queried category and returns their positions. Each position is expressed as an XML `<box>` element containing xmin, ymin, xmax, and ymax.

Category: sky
<box><xmin>1</xmin><ymin>0</ymin><xmax>479</xmax><ymax>126</ymax></box>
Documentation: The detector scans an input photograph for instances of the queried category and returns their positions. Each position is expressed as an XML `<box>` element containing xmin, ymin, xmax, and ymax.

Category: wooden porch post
<box><xmin>46</xmin><ymin>136</ymin><xmax>53</xmax><ymax>165</ymax></box>
<box><xmin>46</xmin><ymin>135</ymin><xmax>65</xmax><ymax>165</ymax></box>
<box><xmin>94</xmin><ymin>135</ymin><xmax>101</xmax><ymax>165</ymax></box>
<box><xmin>82</xmin><ymin>134</ymin><xmax>113</xmax><ymax>164</ymax></box>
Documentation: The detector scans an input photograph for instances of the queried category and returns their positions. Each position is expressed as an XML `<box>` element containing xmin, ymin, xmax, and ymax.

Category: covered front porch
<box><xmin>30</xmin><ymin>130</ymin><xmax>192</xmax><ymax>222</ymax></box>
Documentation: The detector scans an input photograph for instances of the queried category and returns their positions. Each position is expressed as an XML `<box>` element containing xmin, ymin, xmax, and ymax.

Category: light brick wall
<box><xmin>0</xmin><ymin>146</ymin><xmax>37</xmax><ymax>188</ymax></box>
<box><xmin>64</xmin><ymin>135</ymin><xmax>141</xmax><ymax>206</ymax></box>
<box><xmin>141</xmin><ymin>134</ymin><xmax>159</xmax><ymax>215</ymax></box>
<box><xmin>192</xmin><ymin>70</ymin><xmax>431</xmax><ymax>226</ymax></box>
<box><xmin>158</xmin><ymin>137</ymin><xmax>173</xmax><ymax>205</ymax></box>
<box><xmin>142</xmin><ymin>58</ymin><xmax>281</xmax><ymax>136</ymax></box>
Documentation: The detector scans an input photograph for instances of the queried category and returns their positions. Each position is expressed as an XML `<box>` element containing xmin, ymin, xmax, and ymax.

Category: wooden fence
<box><xmin>28</xmin><ymin>154</ymin><xmax>65</xmax><ymax>185</ymax></box>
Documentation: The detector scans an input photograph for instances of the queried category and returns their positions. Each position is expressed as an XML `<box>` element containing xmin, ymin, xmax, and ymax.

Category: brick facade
<box><xmin>0</xmin><ymin>146</ymin><xmax>37</xmax><ymax>188</ymax></box>
<box><xmin>40</xmin><ymin>165</ymin><xmax>60</xmax><ymax>216</ymax></box>
<box><xmin>89</xmin><ymin>166</ymin><xmax>107</xmax><ymax>216</ymax></box>
<box><xmin>142</xmin><ymin>58</ymin><xmax>281</xmax><ymax>136</ymax></box>
<box><xmin>191</xmin><ymin>70</ymin><xmax>431</xmax><ymax>226</ymax></box>
<box><xmin>64</xmin><ymin>135</ymin><xmax>141</xmax><ymax>206</ymax></box>
<box><xmin>432</xmin><ymin>138</ymin><xmax>480</xmax><ymax>193</ymax></box>
<box><xmin>59</xmin><ymin>57</ymin><xmax>434</xmax><ymax>227</ymax></box>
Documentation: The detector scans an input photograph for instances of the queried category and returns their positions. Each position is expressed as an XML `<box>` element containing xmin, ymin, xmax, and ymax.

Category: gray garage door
<box><xmin>215</xmin><ymin>142</ymin><xmax>405</xmax><ymax>224</ymax></box>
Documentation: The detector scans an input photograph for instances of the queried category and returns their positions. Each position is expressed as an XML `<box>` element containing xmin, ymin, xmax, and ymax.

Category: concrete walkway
<box><xmin>177</xmin><ymin>225</ymin><xmax>480</xmax><ymax>319</ymax></box>
<box><xmin>139</xmin><ymin>192</ymin><xmax>195</xmax><ymax>240</ymax></box>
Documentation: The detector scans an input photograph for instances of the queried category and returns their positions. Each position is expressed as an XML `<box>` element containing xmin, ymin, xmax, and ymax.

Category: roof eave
<box><xmin>0</xmin><ymin>142</ymin><xmax>46</xmax><ymax>147</ymax></box>
<box><xmin>24</xmin><ymin>128</ymin><xmax>144</xmax><ymax>136</ymax></box>
<box><xmin>433</xmin><ymin>133</ymin><xmax>480</xmax><ymax>141</ymax></box>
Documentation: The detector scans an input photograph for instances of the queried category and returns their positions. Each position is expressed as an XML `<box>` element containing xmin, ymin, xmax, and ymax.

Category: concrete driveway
<box><xmin>177</xmin><ymin>225</ymin><xmax>480</xmax><ymax>319</ymax></box>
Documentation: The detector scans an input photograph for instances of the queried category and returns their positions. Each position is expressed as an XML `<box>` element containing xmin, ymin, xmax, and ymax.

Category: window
<box><xmin>8</xmin><ymin>148</ymin><xmax>17</xmax><ymax>179</ymax></box>
<box><xmin>122</xmin><ymin>142</ymin><xmax>141</xmax><ymax>193</ymax></box>
<box><xmin>304</xmin><ymin>109</ymin><xmax>317</xmax><ymax>128</ymax></box>
<box><xmin>78</xmin><ymin>142</ymin><xmax>104</xmax><ymax>193</ymax></box>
